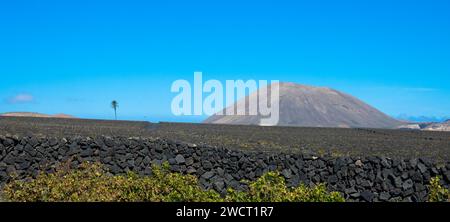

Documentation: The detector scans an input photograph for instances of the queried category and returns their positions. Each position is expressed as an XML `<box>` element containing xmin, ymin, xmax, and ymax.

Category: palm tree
<box><xmin>111</xmin><ymin>100</ymin><xmax>118</xmax><ymax>120</ymax></box>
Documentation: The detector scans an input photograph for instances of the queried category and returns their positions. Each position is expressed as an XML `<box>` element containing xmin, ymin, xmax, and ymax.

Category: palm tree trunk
<box><xmin>114</xmin><ymin>109</ymin><xmax>117</xmax><ymax>120</ymax></box>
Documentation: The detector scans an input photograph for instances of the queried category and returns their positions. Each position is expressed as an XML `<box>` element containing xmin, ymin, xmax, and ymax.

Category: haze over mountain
<box><xmin>396</xmin><ymin>114</ymin><xmax>450</xmax><ymax>123</ymax></box>
<box><xmin>204</xmin><ymin>82</ymin><xmax>403</xmax><ymax>129</ymax></box>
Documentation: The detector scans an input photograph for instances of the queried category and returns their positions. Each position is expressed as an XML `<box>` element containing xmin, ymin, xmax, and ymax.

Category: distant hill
<box><xmin>0</xmin><ymin>112</ymin><xmax>76</xmax><ymax>119</ymax></box>
<box><xmin>204</xmin><ymin>82</ymin><xmax>403</xmax><ymax>129</ymax></box>
<box><xmin>422</xmin><ymin>119</ymin><xmax>450</xmax><ymax>132</ymax></box>
<box><xmin>396</xmin><ymin>119</ymin><xmax>450</xmax><ymax>132</ymax></box>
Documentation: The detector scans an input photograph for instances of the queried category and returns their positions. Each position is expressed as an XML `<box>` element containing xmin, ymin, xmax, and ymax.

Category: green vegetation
<box><xmin>225</xmin><ymin>171</ymin><xmax>344</xmax><ymax>202</ymax></box>
<box><xmin>1</xmin><ymin>162</ymin><xmax>344</xmax><ymax>202</ymax></box>
<box><xmin>3</xmin><ymin>162</ymin><xmax>450</xmax><ymax>202</ymax></box>
<box><xmin>428</xmin><ymin>176</ymin><xmax>450</xmax><ymax>202</ymax></box>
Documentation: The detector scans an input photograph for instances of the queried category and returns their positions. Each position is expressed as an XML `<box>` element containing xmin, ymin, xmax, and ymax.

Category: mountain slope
<box><xmin>204</xmin><ymin>82</ymin><xmax>402</xmax><ymax>128</ymax></box>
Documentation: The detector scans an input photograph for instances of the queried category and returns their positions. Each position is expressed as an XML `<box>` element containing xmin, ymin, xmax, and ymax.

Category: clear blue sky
<box><xmin>1</xmin><ymin>0</ymin><xmax>449</xmax><ymax>122</ymax></box>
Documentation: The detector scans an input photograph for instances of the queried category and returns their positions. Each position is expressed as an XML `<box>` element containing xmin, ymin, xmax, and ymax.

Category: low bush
<box><xmin>428</xmin><ymin>177</ymin><xmax>450</xmax><ymax>202</ymax></box>
<box><xmin>1</xmin><ymin>162</ymin><xmax>221</xmax><ymax>202</ymax></box>
<box><xmin>226</xmin><ymin>171</ymin><xmax>344</xmax><ymax>202</ymax></box>
<box><xmin>1</xmin><ymin>162</ymin><xmax>344</xmax><ymax>202</ymax></box>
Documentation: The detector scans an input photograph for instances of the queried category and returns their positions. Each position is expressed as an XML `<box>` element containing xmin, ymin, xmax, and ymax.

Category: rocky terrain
<box><xmin>204</xmin><ymin>82</ymin><xmax>403</xmax><ymax>129</ymax></box>
<box><xmin>0</xmin><ymin>134</ymin><xmax>449</xmax><ymax>202</ymax></box>
<box><xmin>1</xmin><ymin>116</ymin><xmax>450</xmax><ymax>202</ymax></box>
<box><xmin>1</xmin><ymin>116</ymin><xmax>450</xmax><ymax>162</ymax></box>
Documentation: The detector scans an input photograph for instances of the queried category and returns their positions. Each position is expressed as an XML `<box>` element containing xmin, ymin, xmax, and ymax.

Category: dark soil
<box><xmin>1</xmin><ymin>116</ymin><xmax>450</xmax><ymax>162</ymax></box>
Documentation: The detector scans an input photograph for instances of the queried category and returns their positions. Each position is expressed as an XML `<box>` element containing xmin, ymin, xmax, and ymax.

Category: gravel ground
<box><xmin>1</xmin><ymin>116</ymin><xmax>450</xmax><ymax>162</ymax></box>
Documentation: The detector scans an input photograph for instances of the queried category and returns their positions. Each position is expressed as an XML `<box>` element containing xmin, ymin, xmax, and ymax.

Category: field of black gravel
<box><xmin>1</xmin><ymin>116</ymin><xmax>450</xmax><ymax>162</ymax></box>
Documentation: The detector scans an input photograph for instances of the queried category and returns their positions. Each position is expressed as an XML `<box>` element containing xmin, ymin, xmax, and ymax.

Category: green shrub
<box><xmin>1</xmin><ymin>162</ymin><xmax>221</xmax><ymax>202</ymax></box>
<box><xmin>428</xmin><ymin>177</ymin><xmax>450</xmax><ymax>202</ymax></box>
<box><xmin>1</xmin><ymin>162</ymin><xmax>344</xmax><ymax>202</ymax></box>
<box><xmin>225</xmin><ymin>171</ymin><xmax>344</xmax><ymax>202</ymax></box>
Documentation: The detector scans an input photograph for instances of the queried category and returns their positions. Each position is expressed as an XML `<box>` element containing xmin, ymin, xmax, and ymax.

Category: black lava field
<box><xmin>1</xmin><ymin>116</ymin><xmax>450</xmax><ymax>162</ymax></box>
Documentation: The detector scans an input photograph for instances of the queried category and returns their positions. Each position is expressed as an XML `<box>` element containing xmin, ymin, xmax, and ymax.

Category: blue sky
<box><xmin>0</xmin><ymin>0</ymin><xmax>449</xmax><ymax>122</ymax></box>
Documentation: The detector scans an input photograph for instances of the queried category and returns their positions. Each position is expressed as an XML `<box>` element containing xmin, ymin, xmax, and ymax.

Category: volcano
<box><xmin>204</xmin><ymin>82</ymin><xmax>402</xmax><ymax>129</ymax></box>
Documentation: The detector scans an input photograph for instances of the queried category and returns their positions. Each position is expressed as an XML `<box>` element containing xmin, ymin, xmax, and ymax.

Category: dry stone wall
<box><xmin>1</xmin><ymin>134</ymin><xmax>450</xmax><ymax>202</ymax></box>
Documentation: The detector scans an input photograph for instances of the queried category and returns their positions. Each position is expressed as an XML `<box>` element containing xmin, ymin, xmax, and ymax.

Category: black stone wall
<box><xmin>1</xmin><ymin>134</ymin><xmax>450</xmax><ymax>202</ymax></box>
